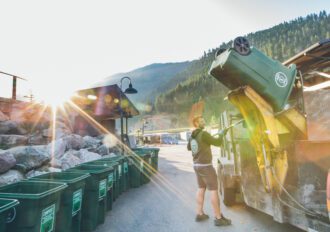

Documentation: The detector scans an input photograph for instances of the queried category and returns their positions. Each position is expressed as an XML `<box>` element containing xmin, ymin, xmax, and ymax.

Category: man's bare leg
<box><xmin>210</xmin><ymin>190</ymin><xmax>221</xmax><ymax>219</ymax></box>
<box><xmin>196</xmin><ymin>187</ymin><xmax>206</xmax><ymax>215</ymax></box>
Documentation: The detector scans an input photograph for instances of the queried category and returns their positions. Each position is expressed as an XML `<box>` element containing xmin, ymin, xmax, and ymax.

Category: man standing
<box><xmin>187</xmin><ymin>116</ymin><xmax>232</xmax><ymax>226</ymax></box>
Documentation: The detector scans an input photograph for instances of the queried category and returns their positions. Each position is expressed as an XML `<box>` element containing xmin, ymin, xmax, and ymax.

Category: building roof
<box><xmin>73</xmin><ymin>84</ymin><xmax>139</xmax><ymax>119</ymax></box>
<box><xmin>283</xmin><ymin>39</ymin><xmax>330</xmax><ymax>76</ymax></box>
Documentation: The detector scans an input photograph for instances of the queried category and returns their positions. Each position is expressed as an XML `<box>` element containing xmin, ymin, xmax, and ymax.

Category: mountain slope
<box><xmin>155</xmin><ymin>11</ymin><xmax>330</xmax><ymax>127</ymax></box>
<box><xmin>94</xmin><ymin>62</ymin><xmax>191</xmax><ymax>111</ymax></box>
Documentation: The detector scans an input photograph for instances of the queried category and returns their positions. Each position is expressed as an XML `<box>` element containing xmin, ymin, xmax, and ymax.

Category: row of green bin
<box><xmin>0</xmin><ymin>147</ymin><xmax>159</xmax><ymax>232</ymax></box>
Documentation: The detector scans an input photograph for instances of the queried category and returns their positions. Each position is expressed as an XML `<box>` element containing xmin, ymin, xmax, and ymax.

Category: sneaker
<box><xmin>195</xmin><ymin>213</ymin><xmax>209</xmax><ymax>222</ymax></box>
<box><xmin>214</xmin><ymin>214</ymin><xmax>232</xmax><ymax>226</ymax></box>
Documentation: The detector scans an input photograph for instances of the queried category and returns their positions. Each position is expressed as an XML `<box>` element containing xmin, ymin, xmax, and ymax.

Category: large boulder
<box><xmin>86</xmin><ymin>147</ymin><xmax>98</xmax><ymax>153</ymax></box>
<box><xmin>26</xmin><ymin>170</ymin><xmax>48</xmax><ymax>179</ymax></box>
<box><xmin>47</xmin><ymin>138</ymin><xmax>67</xmax><ymax>159</ymax></box>
<box><xmin>83</xmin><ymin>136</ymin><xmax>101</xmax><ymax>148</ymax></box>
<box><xmin>0</xmin><ymin>135</ymin><xmax>28</xmax><ymax>149</ymax></box>
<box><xmin>102</xmin><ymin>153</ymin><xmax>118</xmax><ymax>159</ymax></box>
<box><xmin>77</xmin><ymin>149</ymin><xmax>101</xmax><ymax>163</ymax></box>
<box><xmin>43</xmin><ymin>128</ymin><xmax>71</xmax><ymax>139</ymax></box>
<box><xmin>0</xmin><ymin>170</ymin><xmax>24</xmax><ymax>186</ymax></box>
<box><xmin>97</xmin><ymin>145</ymin><xmax>109</xmax><ymax>156</ymax></box>
<box><xmin>0</xmin><ymin>151</ymin><xmax>16</xmax><ymax>173</ymax></box>
<box><xmin>60</xmin><ymin>150</ymin><xmax>82</xmax><ymax>170</ymax></box>
<box><xmin>0</xmin><ymin>121</ymin><xmax>27</xmax><ymax>135</ymax></box>
<box><xmin>9</xmin><ymin>145</ymin><xmax>50</xmax><ymax>173</ymax></box>
<box><xmin>47</xmin><ymin>167</ymin><xmax>62</xmax><ymax>173</ymax></box>
<box><xmin>50</xmin><ymin>158</ymin><xmax>62</xmax><ymax>169</ymax></box>
<box><xmin>10</xmin><ymin>103</ymin><xmax>51</xmax><ymax>128</ymax></box>
<box><xmin>28</xmin><ymin>133</ymin><xmax>47</xmax><ymax>145</ymax></box>
<box><xmin>64</xmin><ymin>134</ymin><xmax>85</xmax><ymax>150</ymax></box>
<box><xmin>0</xmin><ymin>111</ymin><xmax>9</xmax><ymax>122</ymax></box>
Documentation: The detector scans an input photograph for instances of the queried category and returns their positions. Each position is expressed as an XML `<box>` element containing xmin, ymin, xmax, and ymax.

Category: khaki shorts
<box><xmin>193</xmin><ymin>165</ymin><xmax>218</xmax><ymax>191</ymax></box>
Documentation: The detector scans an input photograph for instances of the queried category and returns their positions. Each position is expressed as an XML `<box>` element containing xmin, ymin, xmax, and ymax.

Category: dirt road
<box><xmin>96</xmin><ymin>145</ymin><xmax>303</xmax><ymax>232</ymax></box>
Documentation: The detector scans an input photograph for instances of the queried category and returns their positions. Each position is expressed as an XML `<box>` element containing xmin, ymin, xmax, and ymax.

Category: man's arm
<box><xmin>202</xmin><ymin>131</ymin><xmax>223</xmax><ymax>147</ymax></box>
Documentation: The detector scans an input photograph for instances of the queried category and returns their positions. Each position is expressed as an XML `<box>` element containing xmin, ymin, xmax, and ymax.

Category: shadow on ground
<box><xmin>96</xmin><ymin>145</ymin><xmax>303</xmax><ymax>232</ymax></box>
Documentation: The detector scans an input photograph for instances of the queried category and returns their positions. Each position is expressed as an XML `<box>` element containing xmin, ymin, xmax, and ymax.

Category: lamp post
<box><xmin>119</xmin><ymin>76</ymin><xmax>138</xmax><ymax>144</ymax></box>
<box><xmin>141</xmin><ymin>119</ymin><xmax>148</xmax><ymax>145</ymax></box>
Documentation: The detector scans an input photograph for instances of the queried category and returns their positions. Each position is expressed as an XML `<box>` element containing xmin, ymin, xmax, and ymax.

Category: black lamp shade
<box><xmin>124</xmin><ymin>83</ymin><xmax>138</xmax><ymax>94</ymax></box>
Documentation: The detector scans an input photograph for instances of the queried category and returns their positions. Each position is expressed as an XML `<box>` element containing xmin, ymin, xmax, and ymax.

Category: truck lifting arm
<box><xmin>228</xmin><ymin>86</ymin><xmax>306</xmax><ymax>193</ymax></box>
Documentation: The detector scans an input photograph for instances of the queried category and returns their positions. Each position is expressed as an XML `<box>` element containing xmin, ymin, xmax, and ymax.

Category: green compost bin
<box><xmin>86</xmin><ymin>160</ymin><xmax>120</xmax><ymax>203</ymax></box>
<box><xmin>31</xmin><ymin>172</ymin><xmax>90</xmax><ymax>232</ymax></box>
<box><xmin>133</xmin><ymin>147</ymin><xmax>160</xmax><ymax>171</ymax></box>
<box><xmin>209</xmin><ymin>47</ymin><xmax>297</xmax><ymax>111</ymax></box>
<box><xmin>140</xmin><ymin>153</ymin><xmax>151</xmax><ymax>185</ymax></box>
<box><xmin>0</xmin><ymin>181</ymin><xmax>67</xmax><ymax>232</ymax></box>
<box><xmin>100</xmin><ymin>156</ymin><xmax>129</xmax><ymax>194</ymax></box>
<box><xmin>131</xmin><ymin>150</ymin><xmax>152</xmax><ymax>185</ymax></box>
<box><xmin>127</xmin><ymin>153</ymin><xmax>142</xmax><ymax>188</ymax></box>
<box><xmin>0</xmin><ymin>198</ymin><xmax>19</xmax><ymax>232</ymax></box>
<box><xmin>82</xmin><ymin>160</ymin><xmax>116</xmax><ymax>211</ymax></box>
<box><xmin>89</xmin><ymin>160</ymin><xmax>120</xmax><ymax>200</ymax></box>
<box><xmin>66</xmin><ymin>165</ymin><xmax>112</xmax><ymax>232</ymax></box>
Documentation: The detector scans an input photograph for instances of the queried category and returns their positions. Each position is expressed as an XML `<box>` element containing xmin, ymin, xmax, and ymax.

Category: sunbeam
<box><xmin>66</xmin><ymin>100</ymin><xmax>195</xmax><ymax>211</ymax></box>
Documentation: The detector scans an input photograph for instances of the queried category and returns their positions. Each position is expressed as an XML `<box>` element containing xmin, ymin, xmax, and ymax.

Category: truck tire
<box><xmin>219</xmin><ymin>169</ymin><xmax>236</xmax><ymax>206</ymax></box>
<box><xmin>221</xmin><ymin>185</ymin><xmax>236</xmax><ymax>206</ymax></box>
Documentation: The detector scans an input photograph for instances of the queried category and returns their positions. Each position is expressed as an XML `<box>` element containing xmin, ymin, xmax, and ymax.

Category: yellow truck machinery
<box><xmin>209</xmin><ymin>37</ymin><xmax>330</xmax><ymax>231</ymax></box>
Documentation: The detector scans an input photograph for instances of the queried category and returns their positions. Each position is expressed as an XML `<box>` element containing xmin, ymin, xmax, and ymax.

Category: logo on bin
<box><xmin>108</xmin><ymin>173</ymin><xmax>114</xmax><ymax>190</ymax></box>
<box><xmin>40</xmin><ymin>204</ymin><xmax>55</xmax><ymax>232</ymax></box>
<box><xmin>274</xmin><ymin>72</ymin><xmax>288</xmax><ymax>88</ymax></box>
<box><xmin>72</xmin><ymin>189</ymin><xmax>83</xmax><ymax>216</ymax></box>
<box><xmin>118</xmin><ymin>165</ymin><xmax>122</xmax><ymax>177</ymax></box>
<box><xmin>124</xmin><ymin>162</ymin><xmax>128</xmax><ymax>173</ymax></box>
<box><xmin>99</xmin><ymin>179</ymin><xmax>107</xmax><ymax>200</ymax></box>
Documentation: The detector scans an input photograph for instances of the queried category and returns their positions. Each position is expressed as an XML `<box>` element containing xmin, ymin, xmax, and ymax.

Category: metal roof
<box><xmin>73</xmin><ymin>84</ymin><xmax>139</xmax><ymax>119</ymax></box>
<box><xmin>283</xmin><ymin>39</ymin><xmax>330</xmax><ymax>76</ymax></box>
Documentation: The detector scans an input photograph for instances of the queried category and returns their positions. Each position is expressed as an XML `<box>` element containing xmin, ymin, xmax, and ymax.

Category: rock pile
<box><xmin>0</xmin><ymin>104</ymin><xmax>120</xmax><ymax>186</ymax></box>
<box><xmin>0</xmin><ymin>134</ymin><xmax>118</xmax><ymax>183</ymax></box>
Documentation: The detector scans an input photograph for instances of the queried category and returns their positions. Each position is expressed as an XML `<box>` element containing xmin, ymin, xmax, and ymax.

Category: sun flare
<box><xmin>33</xmin><ymin>81</ymin><xmax>76</xmax><ymax>109</ymax></box>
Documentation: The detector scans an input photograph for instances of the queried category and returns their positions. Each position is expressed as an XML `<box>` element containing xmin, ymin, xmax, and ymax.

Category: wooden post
<box><xmin>12</xmin><ymin>76</ymin><xmax>17</xmax><ymax>100</ymax></box>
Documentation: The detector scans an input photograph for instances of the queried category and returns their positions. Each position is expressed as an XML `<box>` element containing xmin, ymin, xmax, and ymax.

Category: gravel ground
<box><xmin>96</xmin><ymin>145</ymin><xmax>303</xmax><ymax>232</ymax></box>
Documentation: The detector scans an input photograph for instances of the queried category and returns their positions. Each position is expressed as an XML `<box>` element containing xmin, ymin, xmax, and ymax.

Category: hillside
<box><xmin>154</xmin><ymin>11</ymin><xmax>330</xmax><ymax>127</ymax></box>
<box><xmin>94</xmin><ymin>62</ymin><xmax>191</xmax><ymax>113</ymax></box>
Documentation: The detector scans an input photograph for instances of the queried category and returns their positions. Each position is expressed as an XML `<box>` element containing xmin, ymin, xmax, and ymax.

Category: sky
<box><xmin>0</xmin><ymin>0</ymin><xmax>329</xmax><ymax>102</ymax></box>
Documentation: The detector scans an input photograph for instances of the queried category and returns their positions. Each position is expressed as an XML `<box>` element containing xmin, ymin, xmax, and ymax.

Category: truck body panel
<box><xmin>210</xmin><ymin>39</ymin><xmax>330</xmax><ymax>231</ymax></box>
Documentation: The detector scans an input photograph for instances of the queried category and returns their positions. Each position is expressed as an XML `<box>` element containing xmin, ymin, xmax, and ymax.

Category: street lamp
<box><xmin>119</xmin><ymin>76</ymin><xmax>138</xmax><ymax>144</ymax></box>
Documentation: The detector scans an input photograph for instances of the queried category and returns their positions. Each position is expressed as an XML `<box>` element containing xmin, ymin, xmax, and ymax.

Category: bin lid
<box><xmin>89</xmin><ymin>160</ymin><xmax>119</xmax><ymax>167</ymax></box>
<box><xmin>101</xmin><ymin>156</ymin><xmax>125</xmax><ymax>162</ymax></box>
<box><xmin>0</xmin><ymin>198</ymin><xmax>19</xmax><ymax>213</ymax></box>
<box><xmin>30</xmin><ymin>172</ymin><xmax>90</xmax><ymax>184</ymax></box>
<box><xmin>133</xmin><ymin>147</ymin><xmax>160</xmax><ymax>152</ymax></box>
<box><xmin>132</xmin><ymin>151</ymin><xmax>149</xmax><ymax>157</ymax></box>
<box><xmin>81</xmin><ymin>164</ymin><xmax>115</xmax><ymax>171</ymax></box>
<box><xmin>69</xmin><ymin>164</ymin><xmax>113</xmax><ymax>174</ymax></box>
<box><xmin>0</xmin><ymin>181</ymin><xmax>67</xmax><ymax>200</ymax></box>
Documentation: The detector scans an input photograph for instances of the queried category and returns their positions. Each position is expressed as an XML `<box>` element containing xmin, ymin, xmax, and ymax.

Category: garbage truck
<box><xmin>209</xmin><ymin>37</ymin><xmax>330</xmax><ymax>232</ymax></box>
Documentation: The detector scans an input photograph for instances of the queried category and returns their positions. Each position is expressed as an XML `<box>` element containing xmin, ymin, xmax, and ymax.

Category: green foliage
<box><xmin>155</xmin><ymin>11</ymin><xmax>330</xmax><ymax>127</ymax></box>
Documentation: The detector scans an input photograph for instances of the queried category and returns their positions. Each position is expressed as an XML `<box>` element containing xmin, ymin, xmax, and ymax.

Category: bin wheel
<box><xmin>221</xmin><ymin>186</ymin><xmax>236</xmax><ymax>206</ymax></box>
<box><xmin>233</xmin><ymin>37</ymin><xmax>251</xmax><ymax>55</ymax></box>
<box><xmin>5</xmin><ymin>207</ymin><xmax>16</xmax><ymax>224</ymax></box>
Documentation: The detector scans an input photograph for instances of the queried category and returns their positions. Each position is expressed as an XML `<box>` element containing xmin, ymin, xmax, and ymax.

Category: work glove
<box><xmin>217</xmin><ymin>127</ymin><xmax>229</xmax><ymax>137</ymax></box>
